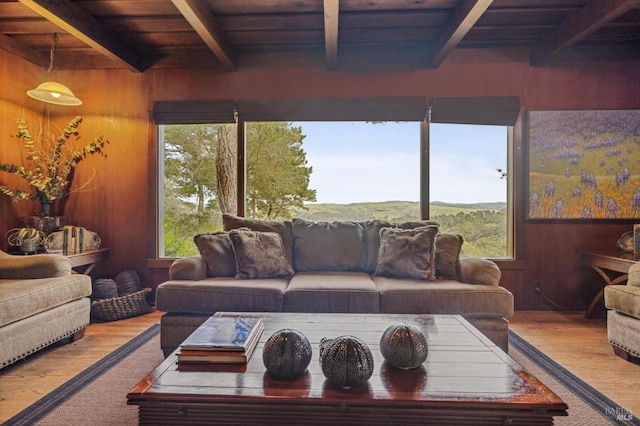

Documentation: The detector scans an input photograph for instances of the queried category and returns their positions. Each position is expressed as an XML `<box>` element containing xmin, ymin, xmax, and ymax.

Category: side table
<box><xmin>66</xmin><ymin>248</ymin><xmax>111</xmax><ymax>275</ymax></box>
<box><xmin>580</xmin><ymin>250</ymin><xmax>636</xmax><ymax>319</ymax></box>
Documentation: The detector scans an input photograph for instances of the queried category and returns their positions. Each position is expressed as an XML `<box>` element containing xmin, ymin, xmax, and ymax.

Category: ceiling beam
<box><xmin>171</xmin><ymin>0</ymin><xmax>237</xmax><ymax>71</ymax></box>
<box><xmin>18</xmin><ymin>0</ymin><xmax>149</xmax><ymax>73</ymax></box>
<box><xmin>530</xmin><ymin>0</ymin><xmax>640</xmax><ymax>66</ymax></box>
<box><xmin>0</xmin><ymin>34</ymin><xmax>49</xmax><ymax>69</ymax></box>
<box><xmin>428</xmin><ymin>0</ymin><xmax>493</xmax><ymax>68</ymax></box>
<box><xmin>323</xmin><ymin>0</ymin><xmax>339</xmax><ymax>70</ymax></box>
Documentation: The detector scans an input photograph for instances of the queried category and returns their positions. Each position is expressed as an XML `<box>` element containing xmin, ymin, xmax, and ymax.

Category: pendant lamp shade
<box><xmin>27</xmin><ymin>81</ymin><xmax>82</xmax><ymax>106</ymax></box>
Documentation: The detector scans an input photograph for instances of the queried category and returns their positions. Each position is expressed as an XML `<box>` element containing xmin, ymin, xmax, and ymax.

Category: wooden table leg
<box><xmin>584</xmin><ymin>265</ymin><xmax>628</xmax><ymax>319</ymax></box>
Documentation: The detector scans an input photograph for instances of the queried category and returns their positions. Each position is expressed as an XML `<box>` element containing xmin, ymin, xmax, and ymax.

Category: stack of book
<box><xmin>176</xmin><ymin>316</ymin><xmax>264</xmax><ymax>368</ymax></box>
<box><xmin>61</xmin><ymin>225</ymin><xmax>87</xmax><ymax>255</ymax></box>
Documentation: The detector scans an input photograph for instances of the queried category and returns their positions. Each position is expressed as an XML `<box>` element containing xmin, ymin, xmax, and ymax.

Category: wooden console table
<box><xmin>66</xmin><ymin>248</ymin><xmax>111</xmax><ymax>275</ymax></box>
<box><xmin>580</xmin><ymin>250</ymin><xmax>636</xmax><ymax>319</ymax></box>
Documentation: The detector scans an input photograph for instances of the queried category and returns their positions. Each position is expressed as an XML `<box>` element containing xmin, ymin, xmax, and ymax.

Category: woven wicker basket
<box><xmin>91</xmin><ymin>288</ymin><xmax>153</xmax><ymax>322</ymax></box>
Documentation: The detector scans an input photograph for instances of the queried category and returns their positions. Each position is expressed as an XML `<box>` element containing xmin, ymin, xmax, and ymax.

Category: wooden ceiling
<box><xmin>1</xmin><ymin>0</ymin><xmax>639</xmax><ymax>73</ymax></box>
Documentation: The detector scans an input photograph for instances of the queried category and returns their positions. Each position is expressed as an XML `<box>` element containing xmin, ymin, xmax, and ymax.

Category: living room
<box><xmin>1</xmin><ymin>1</ymin><xmax>640</xmax><ymax>424</ymax></box>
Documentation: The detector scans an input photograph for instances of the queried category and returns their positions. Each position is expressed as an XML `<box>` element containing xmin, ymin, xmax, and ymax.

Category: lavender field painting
<box><xmin>528</xmin><ymin>110</ymin><xmax>640</xmax><ymax>219</ymax></box>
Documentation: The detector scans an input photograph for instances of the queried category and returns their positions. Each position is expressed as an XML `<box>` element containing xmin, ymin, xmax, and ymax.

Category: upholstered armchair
<box><xmin>604</xmin><ymin>262</ymin><xmax>640</xmax><ymax>363</ymax></box>
<box><xmin>0</xmin><ymin>250</ymin><xmax>92</xmax><ymax>368</ymax></box>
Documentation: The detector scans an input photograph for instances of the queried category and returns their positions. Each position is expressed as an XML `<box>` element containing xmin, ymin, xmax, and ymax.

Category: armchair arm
<box><xmin>459</xmin><ymin>256</ymin><xmax>501</xmax><ymax>286</ymax></box>
<box><xmin>627</xmin><ymin>262</ymin><xmax>640</xmax><ymax>288</ymax></box>
<box><xmin>169</xmin><ymin>256</ymin><xmax>208</xmax><ymax>280</ymax></box>
<box><xmin>0</xmin><ymin>252</ymin><xmax>71</xmax><ymax>279</ymax></box>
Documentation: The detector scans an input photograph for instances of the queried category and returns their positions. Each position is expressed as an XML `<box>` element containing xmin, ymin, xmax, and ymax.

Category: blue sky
<box><xmin>293</xmin><ymin>121</ymin><xmax>507</xmax><ymax>204</ymax></box>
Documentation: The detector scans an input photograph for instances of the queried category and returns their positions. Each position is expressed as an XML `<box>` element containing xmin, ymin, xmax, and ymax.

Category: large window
<box><xmin>156</xmin><ymin>96</ymin><xmax>517</xmax><ymax>259</ymax></box>
<box><xmin>429</xmin><ymin>123</ymin><xmax>512</xmax><ymax>258</ymax></box>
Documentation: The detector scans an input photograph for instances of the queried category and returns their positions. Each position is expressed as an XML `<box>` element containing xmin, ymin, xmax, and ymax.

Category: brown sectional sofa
<box><xmin>0</xmin><ymin>250</ymin><xmax>92</xmax><ymax>368</ymax></box>
<box><xmin>156</xmin><ymin>215</ymin><xmax>514</xmax><ymax>355</ymax></box>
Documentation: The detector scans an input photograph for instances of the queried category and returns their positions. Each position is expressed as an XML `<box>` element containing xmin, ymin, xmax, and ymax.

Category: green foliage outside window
<box><xmin>162</xmin><ymin>122</ymin><xmax>316</xmax><ymax>257</ymax></box>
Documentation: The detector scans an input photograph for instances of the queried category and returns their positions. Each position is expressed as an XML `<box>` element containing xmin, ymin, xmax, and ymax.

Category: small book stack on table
<box><xmin>176</xmin><ymin>316</ymin><xmax>264</xmax><ymax>369</ymax></box>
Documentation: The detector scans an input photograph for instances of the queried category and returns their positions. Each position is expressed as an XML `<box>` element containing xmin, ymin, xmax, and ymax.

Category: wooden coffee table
<box><xmin>128</xmin><ymin>313</ymin><xmax>567</xmax><ymax>425</ymax></box>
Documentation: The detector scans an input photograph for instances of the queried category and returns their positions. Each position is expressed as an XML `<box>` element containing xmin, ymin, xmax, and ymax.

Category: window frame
<box><xmin>154</xmin><ymin>96</ymin><xmax>519</xmax><ymax>259</ymax></box>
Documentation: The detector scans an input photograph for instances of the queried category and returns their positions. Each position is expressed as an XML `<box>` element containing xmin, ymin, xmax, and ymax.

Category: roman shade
<box><xmin>153</xmin><ymin>97</ymin><xmax>427</xmax><ymax>123</ymax></box>
<box><xmin>429</xmin><ymin>96</ymin><xmax>520</xmax><ymax>126</ymax></box>
<box><xmin>153</xmin><ymin>100</ymin><xmax>237</xmax><ymax>124</ymax></box>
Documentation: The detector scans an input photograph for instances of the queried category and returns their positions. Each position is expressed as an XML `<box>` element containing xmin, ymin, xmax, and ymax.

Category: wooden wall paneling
<box><xmin>3</xmin><ymin>46</ymin><xmax>640</xmax><ymax>311</ymax></box>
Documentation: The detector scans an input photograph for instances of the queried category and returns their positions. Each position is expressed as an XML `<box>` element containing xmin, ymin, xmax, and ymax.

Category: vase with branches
<box><xmin>0</xmin><ymin>116</ymin><xmax>108</xmax><ymax>216</ymax></box>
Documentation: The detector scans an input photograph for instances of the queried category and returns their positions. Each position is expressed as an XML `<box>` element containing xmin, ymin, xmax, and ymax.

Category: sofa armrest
<box><xmin>0</xmin><ymin>253</ymin><xmax>71</xmax><ymax>279</ymax></box>
<box><xmin>169</xmin><ymin>256</ymin><xmax>208</xmax><ymax>280</ymax></box>
<box><xmin>459</xmin><ymin>256</ymin><xmax>501</xmax><ymax>286</ymax></box>
<box><xmin>627</xmin><ymin>262</ymin><xmax>640</xmax><ymax>288</ymax></box>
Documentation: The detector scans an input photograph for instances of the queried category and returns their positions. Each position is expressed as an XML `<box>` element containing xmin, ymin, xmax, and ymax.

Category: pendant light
<box><xmin>27</xmin><ymin>34</ymin><xmax>82</xmax><ymax>106</ymax></box>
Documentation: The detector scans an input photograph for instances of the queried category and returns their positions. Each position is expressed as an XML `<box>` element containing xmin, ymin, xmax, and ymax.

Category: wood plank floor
<box><xmin>1</xmin><ymin>310</ymin><xmax>639</xmax><ymax>423</ymax></box>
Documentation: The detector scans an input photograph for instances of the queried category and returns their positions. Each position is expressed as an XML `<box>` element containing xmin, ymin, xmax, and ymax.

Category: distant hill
<box><xmin>430</xmin><ymin>201</ymin><xmax>507</xmax><ymax>211</ymax></box>
<box><xmin>295</xmin><ymin>200</ymin><xmax>505</xmax><ymax>222</ymax></box>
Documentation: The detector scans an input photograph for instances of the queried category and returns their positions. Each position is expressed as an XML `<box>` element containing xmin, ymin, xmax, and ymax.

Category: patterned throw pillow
<box><xmin>374</xmin><ymin>225</ymin><xmax>439</xmax><ymax>280</ymax></box>
<box><xmin>222</xmin><ymin>214</ymin><xmax>294</xmax><ymax>265</ymax></box>
<box><xmin>435</xmin><ymin>233</ymin><xmax>464</xmax><ymax>280</ymax></box>
<box><xmin>194</xmin><ymin>232</ymin><xmax>236</xmax><ymax>277</ymax></box>
<box><xmin>228</xmin><ymin>229</ymin><xmax>294</xmax><ymax>279</ymax></box>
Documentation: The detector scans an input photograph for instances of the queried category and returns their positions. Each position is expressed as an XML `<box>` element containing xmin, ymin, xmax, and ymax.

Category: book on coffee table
<box><xmin>177</xmin><ymin>316</ymin><xmax>263</xmax><ymax>365</ymax></box>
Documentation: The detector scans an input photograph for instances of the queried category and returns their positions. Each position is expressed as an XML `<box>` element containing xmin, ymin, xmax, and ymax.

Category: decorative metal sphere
<box><xmin>380</xmin><ymin>324</ymin><xmax>428</xmax><ymax>370</ymax></box>
<box><xmin>262</xmin><ymin>329</ymin><xmax>312</xmax><ymax>380</ymax></box>
<box><xmin>319</xmin><ymin>335</ymin><xmax>374</xmax><ymax>389</ymax></box>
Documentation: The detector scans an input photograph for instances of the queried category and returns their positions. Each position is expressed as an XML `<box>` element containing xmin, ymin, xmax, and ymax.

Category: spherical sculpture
<box><xmin>380</xmin><ymin>324</ymin><xmax>428</xmax><ymax>370</ymax></box>
<box><xmin>262</xmin><ymin>329</ymin><xmax>312</xmax><ymax>380</ymax></box>
<box><xmin>319</xmin><ymin>335</ymin><xmax>374</xmax><ymax>390</ymax></box>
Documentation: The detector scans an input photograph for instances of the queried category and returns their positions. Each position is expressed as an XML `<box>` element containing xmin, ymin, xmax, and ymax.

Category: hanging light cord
<box><xmin>47</xmin><ymin>33</ymin><xmax>58</xmax><ymax>73</ymax></box>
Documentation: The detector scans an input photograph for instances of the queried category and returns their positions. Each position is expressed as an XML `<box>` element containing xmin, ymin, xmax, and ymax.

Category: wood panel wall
<box><xmin>2</xmin><ymin>47</ymin><xmax>639</xmax><ymax>311</ymax></box>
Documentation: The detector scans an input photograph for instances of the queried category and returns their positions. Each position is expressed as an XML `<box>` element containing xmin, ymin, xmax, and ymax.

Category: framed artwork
<box><xmin>527</xmin><ymin>110</ymin><xmax>640</xmax><ymax>219</ymax></box>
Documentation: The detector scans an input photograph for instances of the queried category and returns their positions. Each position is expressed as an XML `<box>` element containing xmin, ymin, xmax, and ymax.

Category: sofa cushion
<box><xmin>362</xmin><ymin>220</ymin><xmax>394</xmax><ymax>273</ymax></box>
<box><xmin>291</xmin><ymin>219</ymin><xmax>367</xmax><ymax>272</ymax></box>
<box><xmin>194</xmin><ymin>232</ymin><xmax>236</xmax><ymax>277</ymax></box>
<box><xmin>373</xmin><ymin>276</ymin><xmax>514</xmax><ymax>318</ymax></box>
<box><xmin>0</xmin><ymin>274</ymin><xmax>92</xmax><ymax>327</ymax></box>
<box><xmin>156</xmin><ymin>277</ymin><xmax>288</xmax><ymax>314</ymax></box>
<box><xmin>228</xmin><ymin>229</ymin><xmax>294</xmax><ymax>279</ymax></box>
<box><xmin>435</xmin><ymin>233</ymin><xmax>463</xmax><ymax>280</ymax></box>
<box><xmin>374</xmin><ymin>226</ymin><xmax>439</xmax><ymax>280</ymax></box>
<box><xmin>223</xmin><ymin>214</ymin><xmax>294</xmax><ymax>265</ymax></box>
<box><xmin>284</xmin><ymin>271</ymin><xmax>380</xmax><ymax>312</ymax></box>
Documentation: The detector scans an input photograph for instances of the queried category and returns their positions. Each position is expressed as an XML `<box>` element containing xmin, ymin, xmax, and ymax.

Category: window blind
<box><xmin>428</xmin><ymin>96</ymin><xmax>520</xmax><ymax>125</ymax></box>
<box><xmin>153</xmin><ymin>97</ymin><xmax>427</xmax><ymax>123</ymax></box>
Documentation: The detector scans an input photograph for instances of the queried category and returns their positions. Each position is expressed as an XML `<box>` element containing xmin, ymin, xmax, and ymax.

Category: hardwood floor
<box><xmin>0</xmin><ymin>310</ymin><xmax>162</xmax><ymax>423</ymax></box>
<box><xmin>509</xmin><ymin>310</ymin><xmax>640</xmax><ymax>419</ymax></box>
<box><xmin>1</xmin><ymin>310</ymin><xmax>639</xmax><ymax>423</ymax></box>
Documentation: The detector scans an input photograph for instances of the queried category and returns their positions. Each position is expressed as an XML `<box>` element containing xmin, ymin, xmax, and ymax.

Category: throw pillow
<box><xmin>435</xmin><ymin>233</ymin><xmax>464</xmax><ymax>280</ymax></box>
<box><xmin>362</xmin><ymin>219</ymin><xmax>440</xmax><ymax>273</ymax></box>
<box><xmin>374</xmin><ymin>225</ymin><xmax>439</xmax><ymax>280</ymax></box>
<box><xmin>194</xmin><ymin>232</ymin><xmax>236</xmax><ymax>277</ymax></box>
<box><xmin>228</xmin><ymin>229</ymin><xmax>294</xmax><ymax>279</ymax></box>
<box><xmin>223</xmin><ymin>214</ymin><xmax>294</xmax><ymax>265</ymax></box>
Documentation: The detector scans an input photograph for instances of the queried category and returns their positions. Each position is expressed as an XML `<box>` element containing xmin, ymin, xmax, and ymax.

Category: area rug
<box><xmin>4</xmin><ymin>327</ymin><xmax>639</xmax><ymax>426</ymax></box>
